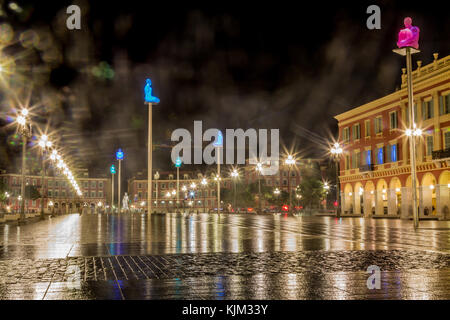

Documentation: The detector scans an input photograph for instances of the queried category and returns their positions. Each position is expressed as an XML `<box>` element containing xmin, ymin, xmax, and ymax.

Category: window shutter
<box><xmin>430</xmin><ymin>100</ymin><xmax>434</xmax><ymax>118</ymax></box>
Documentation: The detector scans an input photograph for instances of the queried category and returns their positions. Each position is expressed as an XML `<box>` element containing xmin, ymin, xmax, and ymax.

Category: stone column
<box><xmin>400</xmin><ymin>187</ymin><xmax>412</xmax><ymax>219</ymax></box>
<box><xmin>437</xmin><ymin>184</ymin><xmax>449</xmax><ymax>220</ymax></box>
<box><xmin>418</xmin><ymin>186</ymin><xmax>425</xmax><ymax>217</ymax></box>
<box><xmin>354</xmin><ymin>192</ymin><xmax>361</xmax><ymax>215</ymax></box>
<box><xmin>363</xmin><ymin>190</ymin><xmax>372</xmax><ymax>218</ymax></box>
<box><xmin>435</xmin><ymin>184</ymin><xmax>441</xmax><ymax>218</ymax></box>
<box><xmin>387</xmin><ymin>189</ymin><xmax>397</xmax><ymax>215</ymax></box>
<box><xmin>375</xmin><ymin>190</ymin><xmax>383</xmax><ymax>215</ymax></box>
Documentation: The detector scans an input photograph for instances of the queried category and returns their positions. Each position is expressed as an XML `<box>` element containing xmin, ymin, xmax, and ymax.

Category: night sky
<box><xmin>1</xmin><ymin>0</ymin><xmax>449</xmax><ymax>182</ymax></box>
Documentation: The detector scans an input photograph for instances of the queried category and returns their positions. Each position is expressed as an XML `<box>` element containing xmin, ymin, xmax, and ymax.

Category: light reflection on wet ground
<box><xmin>0</xmin><ymin>213</ymin><xmax>449</xmax><ymax>299</ymax></box>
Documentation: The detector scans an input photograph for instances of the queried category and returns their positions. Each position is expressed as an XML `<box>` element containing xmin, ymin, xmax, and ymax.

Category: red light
<box><xmin>247</xmin><ymin>207</ymin><xmax>253</xmax><ymax>212</ymax></box>
<box><xmin>334</xmin><ymin>201</ymin><xmax>338</xmax><ymax>207</ymax></box>
<box><xmin>282</xmin><ymin>205</ymin><xmax>289</xmax><ymax>212</ymax></box>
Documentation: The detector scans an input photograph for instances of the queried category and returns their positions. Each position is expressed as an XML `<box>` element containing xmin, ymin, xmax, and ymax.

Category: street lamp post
<box><xmin>49</xmin><ymin>150</ymin><xmax>58</xmax><ymax>215</ymax></box>
<box><xmin>285</xmin><ymin>155</ymin><xmax>296</xmax><ymax>214</ymax></box>
<box><xmin>231</xmin><ymin>169</ymin><xmax>239</xmax><ymax>211</ymax></box>
<box><xmin>274</xmin><ymin>188</ymin><xmax>280</xmax><ymax>209</ymax></box>
<box><xmin>323</xmin><ymin>182</ymin><xmax>330</xmax><ymax>209</ymax></box>
<box><xmin>116</xmin><ymin>149</ymin><xmax>124</xmax><ymax>214</ymax></box>
<box><xmin>154</xmin><ymin>171</ymin><xmax>160</xmax><ymax>212</ymax></box>
<box><xmin>17</xmin><ymin>109</ymin><xmax>31</xmax><ymax>222</ymax></box>
<box><xmin>182</xmin><ymin>185</ymin><xmax>187</xmax><ymax>212</ymax></box>
<box><xmin>144</xmin><ymin>78</ymin><xmax>160</xmax><ymax>216</ymax></box>
<box><xmin>171</xmin><ymin>189</ymin><xmax>176</xmax><ymax>212</ymax></box>
<box><xmin>393</xmin><ymin>19</ymin><xmax>421</xmax><ymax>229</ymax></box>
<box><xmin>213</xmin><ymin>131</ymin><xmax>223</xmax><ymax>214</ymax></box>
<box><xmin>175</xmin><ymin>157</ymin><xmax>181</xmax><ymax>209</ymax></box>
<box><xmin>201</xmin><ymin>178</ymin><xmax>207</xmax><ymax>213</ymax></box>
<box><xmin>256</xmin><ymin>162</ymin><xmax>262</xmax><ymax>214</ymax></box>
<box><xmin>330</xmin><ymin>142</ymin><xmax>343</xmax><ymax>218</ymax></box>
<box><xmin>110</xmin><ymin>164</ymin><xmax>116</xmax><ymax>213</ymax></box>
<box><xmin>38</xmin><ymin>135</ymin><xmax>52</xmax><ymax>220</ymax></box>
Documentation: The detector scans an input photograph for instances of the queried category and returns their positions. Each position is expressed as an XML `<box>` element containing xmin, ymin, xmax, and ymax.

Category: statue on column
<box><xmin>122</xmin><ymin>192</ymin><xmax>129</xmax><ymax>212</ymax></box>
<box><xmin>397</xmin><ymin>17</ymin><xmax>420</xmax><ymax>49</ymax></box>
<box><xmin>144</xmin><ymin>78</ymin><xmax>160</xmax><ymax>104</ymax></box>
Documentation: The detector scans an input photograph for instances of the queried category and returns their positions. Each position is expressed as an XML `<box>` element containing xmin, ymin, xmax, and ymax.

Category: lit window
<box><xmin>426</xmin><ymin>136</ymin><xmax>433</xmax><ymax>156</ymax></box>
<box><xmin>390</xmin><ymin>144</ymin><xmax>397</xmax><ymax>162</ymax></box>
<box><xmin>366</xmin><ymin>150</ymin><xmax>372</xmax><ymax>165</ymax></box>
<box><xmin>365</xmin><ymin>120</ymin><xmax>371</xmax><ymax>137</ymax></box>
<box><xmin>390</xmin><ymin>111</ymin><xmax>398</xmax><ymax>129</ymax></box>
<box><xmin>375</xmin><ymin>117</ymin><xmax>383</xmax><ymax>134</ymax></box>
<box><xmin>377</xmin><ymin>147</ymin><xmax>384</xmax><ymax>165</ymax></box>
<box><xmin>422</xmin><ymin>100</ymin><xmax>434</xmax><ymax>120</ymax></box>
<box><xmin>352</xmin><ymin>124</ymin><xmax>360</xmax><ymax>140</ymax></box>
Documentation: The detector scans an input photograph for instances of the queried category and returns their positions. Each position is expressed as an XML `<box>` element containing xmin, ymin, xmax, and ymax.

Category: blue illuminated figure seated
<box><xmin>144</xmin><ymin>78</ymin><xmax>160</xmax><ymax>104</ymax></box>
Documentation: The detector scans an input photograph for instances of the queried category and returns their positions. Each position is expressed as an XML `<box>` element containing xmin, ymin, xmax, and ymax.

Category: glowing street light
<box><xmin>16</xmin><ymin>108</ymin><xmax>31</xmax><ymax>222</ymax></box>
<box><xmin>330</xmin><ymin>142</ymin><xmax>343</xmax><ymax>218</ymax></box>
<box><xmin>38</xmin><ymin>134</ymin><xmax>53</xmax><ymax>220</ymax></box>
<box><xmin>284</xmin><ymin>155</ymin><xmax>296</xmax><ymax>214</ymax></box>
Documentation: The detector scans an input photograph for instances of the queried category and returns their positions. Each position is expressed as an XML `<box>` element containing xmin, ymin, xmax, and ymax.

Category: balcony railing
<box><xmin>432</xmin><ymin>148</ymin><xmax>450</xmax><ymax>160</ymax></box>
<box><xmin>359</xmin><ymin>164</ymin><xmax>374</xmax><ymax>172</ymax></box>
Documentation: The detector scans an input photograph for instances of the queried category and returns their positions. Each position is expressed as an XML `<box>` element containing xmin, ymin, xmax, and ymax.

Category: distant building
<box><xmin>127</xmin><ymin>158</ymin><xmax>327</xmax><ymax>212</ymax></box>
<box><xmin>0</xmin><ymin>169</ymin><xmax>109</xmax><ymax>214</ymax></box>
<box><xmin>334</xmin><ymin>53</ymin><xmax>450</xmax><ymax>220</ymax></box>
<box><xmin>127</xmin><ymin>170</ymin><xmax>232</xmax><ymax>212</ymax></box>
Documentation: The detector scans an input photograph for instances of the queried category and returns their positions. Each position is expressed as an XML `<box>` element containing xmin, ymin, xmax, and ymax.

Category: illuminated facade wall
<box><xmin>0</xmin><ymin>172</ymin><xmax>109</xmax><ymax>214</ymax></box>
<box><xmin>334</xmin><ymin>53</ymin><xmax>450</xmax><ymax>219</ymax></box>
<box><xmin>128</xmin><ymin>171</ymin><xmax>232</xmax><ymax>211</ymax></box>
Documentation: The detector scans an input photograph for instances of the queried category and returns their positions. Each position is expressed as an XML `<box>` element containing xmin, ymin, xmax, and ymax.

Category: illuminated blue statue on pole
<box><xmin>144</xmin><ymin>78</ymin><xmax>160</xmax><ymax>104</ymax></box>
<box><xmin>213</xmin><ymin>130</ymin><xmax>223</xmax><ymax>147</ymax></box>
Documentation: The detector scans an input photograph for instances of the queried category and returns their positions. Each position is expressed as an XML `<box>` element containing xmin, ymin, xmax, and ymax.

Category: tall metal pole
<box><xmin>148</xmin><ymin>102</ymin><xmax>153</xmax><ymax>215</ymax></box>
<box><xmin>176</xmin><ymin>166</ymin><xmax>179</xmax><ymax>209</ymax></box>
<box><xmin>217</xmin><ymin>147</ymin><xmax>220</xmax><ymax>215</ymax></box>
<box><xmin>288</xmin><ymin>166</ymin><xmax>292</xmax><ymax>214</ymax></box>
<box><xmin>406</xmin><ymin>47</ymin><xmax>419</xmax><ymax>229</ymax></box>
<box><xmin>233</xmin><ymin>179</ymin><xmax>236</xmax><ymax>210</ymax></box>
<box><xmin>335</xmin><ymin>158</ymin><xmax>341</xmax><ymax>218</ymax></box>
<box><xmin>258</xmin><ymin>172</ymin><xmax>261</xmax><ymax>214</ymax></box>
<box><xmin>155</xmin><ymin>178</ymin><xmax>158</xmax><ymax>211</ymax></box>
<box><xmin>20</xmin><ymin>135</ymin><xmax>26</xmax><ymax>221</ymax></box>
<box><xmin>118</xmin><ymin>159</ymin><xmax>122</xmax><ymax>214</ymax></box>
<box><xmin>40</xmin><ymin>150</ymin><xmax>46</xmax><ymax>220</ymax></box>
<box><xmin>204</xmin><ymin>184</ymin><xmax>206</xmax><ymax>213</ymax></box>
<box><xmin>111</xmin><ymin>172</ymin><xmax>114</xmax><ymax>213</ymax></box>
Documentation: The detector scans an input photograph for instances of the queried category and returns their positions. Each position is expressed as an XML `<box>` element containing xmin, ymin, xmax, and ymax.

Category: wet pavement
<box><xmin>0</xmin><ymin>213</ymin><xmax>449</xmax><ymax>299</ymax></box>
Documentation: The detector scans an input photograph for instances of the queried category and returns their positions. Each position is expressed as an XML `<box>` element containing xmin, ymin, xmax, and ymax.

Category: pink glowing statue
<box><xmin>397</xmin><ymin>17</ymin><xmax>420</xmax><ymax>49</ymax></box>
